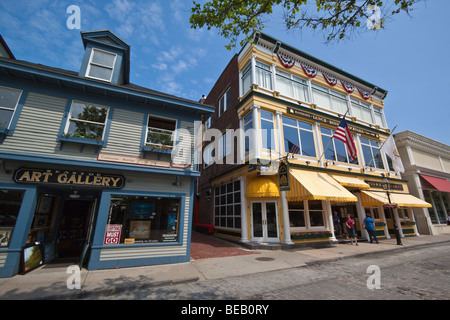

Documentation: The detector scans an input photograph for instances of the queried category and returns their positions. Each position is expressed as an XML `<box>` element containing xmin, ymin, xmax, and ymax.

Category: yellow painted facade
<box><xmin>208</xmin><ymin>34</ymin><xmax>431</xmax><ymax>245</ymax></box>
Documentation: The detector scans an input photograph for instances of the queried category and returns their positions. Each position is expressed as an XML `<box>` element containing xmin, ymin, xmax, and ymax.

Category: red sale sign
<box><xmin>104</xmin><ymin>224</ymin><xmax>122</xmax><ymax>245</ymax></box>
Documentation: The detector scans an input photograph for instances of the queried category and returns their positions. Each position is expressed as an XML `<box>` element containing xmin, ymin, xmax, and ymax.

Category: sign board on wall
<box><xmin>14</xmin><ymin>168</ymin><xmax>125</xmax><ymax>189</ymax></box>
<box><xmin>103</xmin><ymin>224</ymin><xmax>122</xmax><ymax>245</ymax></box>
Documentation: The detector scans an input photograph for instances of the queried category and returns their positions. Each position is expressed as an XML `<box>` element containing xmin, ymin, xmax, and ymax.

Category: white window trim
<box><xmin>64</xmin><ymin>100</ymin><xmax>110</xmax><ymax>140</ymax></box>
<box><xmin>145</xmin><ymin>114</ymin><xmax>178</xmax><ymax>149</ymax></box>
<box><xmin>85</xmin><ymin>48</ymin><xmax>117</xmax><ymax>82</ymax></box>
<box><xmin>289</xmin><ymin>200</ymin><xmax>327</xmax><ymax>231</ymax></box>
<box><xmin>0</xmin><ymin>85</ymin><xmax>22</xmax><ymax>129</ymax></box>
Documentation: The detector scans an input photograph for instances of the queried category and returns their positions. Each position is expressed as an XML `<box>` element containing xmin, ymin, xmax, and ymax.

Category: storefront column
<box><xmin>251</xmin><ymin>105</ymin><xmax>261</xmax><ymax>160</ymax></box>
<box><xmin>280</xmin><ymin>191</ymin><xmax>293</xmax><ymax>244</ymax></box>
<box><xmin>354</xmin><ymin>192</ymin><xmax>368</xmax><ymax>240</ymax></box>
<box><xmin>240</xmin><ymin>177</ymin><xmax>249</xmax><ymax>243</ymax></box>
<box><xmin>324</xmin><ymin>200</ymin><xmax>337</xmax><ymax>242</ymax></box>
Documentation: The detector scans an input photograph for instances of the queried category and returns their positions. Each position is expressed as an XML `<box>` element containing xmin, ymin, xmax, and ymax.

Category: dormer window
<box><xmin>86</xmin><ymin>48</ymin><xmax>117</xmax><ymax>82</ymax></box>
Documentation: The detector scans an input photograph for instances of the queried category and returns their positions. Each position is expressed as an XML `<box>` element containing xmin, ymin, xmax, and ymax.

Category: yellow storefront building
<box><xmin>197</xmin><ymin>33</ymin><xmax>431</xmax><ymax>247</ymax></box>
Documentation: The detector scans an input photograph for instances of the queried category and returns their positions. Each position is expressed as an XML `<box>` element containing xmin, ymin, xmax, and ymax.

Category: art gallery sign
<box><xmin>13</xmin><ymin>168</ymin><xmax>125</xmax><ymax>189</ymax></box>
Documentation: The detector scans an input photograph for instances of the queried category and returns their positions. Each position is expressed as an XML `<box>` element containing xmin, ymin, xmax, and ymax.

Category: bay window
<box><xmin>282</xmin><ymin>116</ymin><xmax>316</xmax><ymax>157</ymax></box>
<box><xmin>321</xmin><ymin>127</ymin><xmax>358</xmax><ymax>164</ymax></box>
<box><xmin>351</xmin><ymin>98</ymin><xmax>373</xmax><ymax>123</ymax></box>
<box><xmin>261</xmin><ymin>110</ymin><xmax>274</xmax><ymax>150</ymax></box>
<box><xmin>360</xmin><ymin>137</ymin><xmax>384</xmax><ymax>169</ymax></box>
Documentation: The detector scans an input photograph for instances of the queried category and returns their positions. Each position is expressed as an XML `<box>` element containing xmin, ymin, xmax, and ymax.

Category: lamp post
<box><xmin>381</xmin><ymin>174</ymin><xmax>402</xmax><ymax>245</ymax></box>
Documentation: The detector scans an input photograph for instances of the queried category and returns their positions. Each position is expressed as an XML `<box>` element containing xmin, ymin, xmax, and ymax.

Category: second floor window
<box><xmin>261</xmin><ymin>110</ymin><xmax>274</xmax><ymax>150</ymax></box>
<box><xmin>65</xmin><ymin>101</ymin><xmax>109</xmax><ymax>140</ymax></box>
<box><xmin>360</xmin><ymin>137</ymin><xmax>384</xmax><ymax>169</ymax></box>
<box><xmin>350</xmin><ymin>98</ymin><xmax>373</xmax><ymax>124</ymax></box>
<box><xmin>0</xmin><ymin>86</ymin><xmax>22</xmax><ymax>129</ymax></box>
<box><xmin>283</xmin><ymin>116</ymin><xmax>316</xmax><ymax>157</ymax></box>
<box><xmin>86</xmin><ymin>48</ymin><xmax>117</xmax><ymax>82</ymax></box>
<box><xmin>321</xmin><ymin>127</ymin><xmax>358</xmax><ymax>164</ymax></box>
<box><xmin>146</xmin><ymin>116</ymin><xmax>176</xmax><ymax>149</ymax></box>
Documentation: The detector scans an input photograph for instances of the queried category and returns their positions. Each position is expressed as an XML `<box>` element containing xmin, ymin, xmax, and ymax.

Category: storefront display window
<box><xmin>0</xmin><ymin>189</ymin><xmax>25</xmax><ymax>247</ymax></box>
<box><xmin>289</xmin><ymin>200</ymin><xmax>324</xmax><ymax>229</ymax></box>
<box><xmin>289</xmin><ymin>203</ymin><xmax>305</xmax><ymax>227</ymax></box>
<box><xmin>214</xmin><ymin>181</ymin><xmax>241</xmax><ymax>229</ymax></box>
<box><xmin>106</xmin><ymin>195</ymin><xmax>180</xmax><ymax>244</ymax></box>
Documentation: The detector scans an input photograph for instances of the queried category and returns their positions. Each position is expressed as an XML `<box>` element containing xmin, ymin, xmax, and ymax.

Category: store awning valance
<box><xmin>420</xmin><ymin>175</ymin><xmax>450</xmax><ymax>193</ymax></box>
<box><xmin>246</xmin><ymin>177</ymin><xmax>280</xmax><ymax>198</ymax></box>
<box><xmin>360</xmin><ymin>190</ymin><xmax>432</xmax><ymax>208</ymax></box>
<box><xmin>331</xmin><ymin>175</ymin><xmax>370</xmax><ymax>189</ymax></box>
<box><xmin>287</xmin><ymin>169</ymin><xmax>357</xmax><ymax>203</ymax></box>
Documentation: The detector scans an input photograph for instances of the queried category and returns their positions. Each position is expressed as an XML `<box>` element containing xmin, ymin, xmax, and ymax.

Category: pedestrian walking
<box><xmin>345</xmin><ymin>214</ymin><xmax>358</xmax><ymax>245</ymax></box>
<box><xmin>363</xmin><ymin>214</ymin><xmax>379</xmax><ymax>244</ymax></box>
<box><xmin>333</xmin><ymin>211</ymin><xmax>341</xmax><ymax>237</ymax></box>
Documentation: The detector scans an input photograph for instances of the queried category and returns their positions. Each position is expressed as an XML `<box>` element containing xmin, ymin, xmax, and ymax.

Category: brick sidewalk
<box><xmin>190</xmin><ymin>231</ymin><xmax>257</xmax><ymax>260</ymax></box>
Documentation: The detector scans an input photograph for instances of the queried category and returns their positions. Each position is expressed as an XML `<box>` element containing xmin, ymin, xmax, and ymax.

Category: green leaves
<box><xmin>189</xmin><ymin>0</ymin><xmax>418</xmax><ymax>49</ymax></box>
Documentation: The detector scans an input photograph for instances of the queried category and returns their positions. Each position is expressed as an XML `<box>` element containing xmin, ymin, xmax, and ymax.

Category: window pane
<box><xmin>313</xmin><ymin>88</ymin><xmax>331</xmax><ymax>109</ymax></box>
<box><xmin>283</xmin><ymin>126</ymin><xmax>299</xmax><ymax>154</ymax></box>
<box><xmin>0</xmin><ymin>109</ymin><xmax>14</xmax><ymax>128</ymax></box>
<box><xmin>310</xmin><ymin>211</ymin><xmax>324</xmax><ymax>226</ymax></box>
<box><xmin>88</xmin><ymin>65</ymin><xmax>113</xmax><ymax>81</ymax></box>
<box><xmin>66</xmin><ymin>121</ymin><xmax>104</xmax><ymax>139</ymax></box>
<box><xmin>0</xmin><ymin>87</ymin><xmax>21</xmax><ymax>109</ymax></box>
<box><xmin>322</xmin><ymin>134</ymin><xmax>335</xmax><ymax>160</ymax></box>
<box><xmin>300</xmin><ymin>130</ymin><xmax>316</xmax><ymax>157</ymax></box>
<box><xmin>289</xmin><ymin>210</ymin><xmax>305</xmax><ymax>227</ymax></box>
<box><xmin>70</xmin><ymin>102</ymin><xmax>107</xmax><ymax>123</ymax></box>
<box><xmin>92</xmin><ymin>50</ymin><xmax>116</xmax><ymax>67</ymax></box>
<box><xmin>0</xmin><ymin>189</ymin><xmax>24</xmax><ymax>247</ymax></box>
<box><xmin>261</xmin><ymin>119</ymin><xmax>274</xmax><ymax>150</ymax></box>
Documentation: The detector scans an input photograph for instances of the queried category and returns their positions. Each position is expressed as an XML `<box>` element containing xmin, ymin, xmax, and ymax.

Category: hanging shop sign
<box><xmin>278</xmin><ymin>160</ymin><xmax>290</xmax><ymax>191</ymax></box>
<box><xmin>364</xmin><ymin>180</ymin><xmax>404</xmax><ymax>191</ymax></box>
<box><xmin>13</xmin><ymin>168</ymin><xmax>125</xmax><ymax>189</ymax></box>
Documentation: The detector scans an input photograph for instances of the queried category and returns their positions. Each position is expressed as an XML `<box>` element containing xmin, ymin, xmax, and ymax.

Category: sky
<box><xmin>0</xmin><ymin>0</ymin><xmax>449</xmax><ymax>145</ymax></box>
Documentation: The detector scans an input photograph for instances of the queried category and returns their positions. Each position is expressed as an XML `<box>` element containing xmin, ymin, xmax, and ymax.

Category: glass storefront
<box><xmin>0</xmin><ymin>189</ymin><xmax>25</xmax><ymax>247</ymax></box>
<box><xmin>106</xmin><ymin>195</ymin><xmax>180</xmax><ymax>244</ymax></box>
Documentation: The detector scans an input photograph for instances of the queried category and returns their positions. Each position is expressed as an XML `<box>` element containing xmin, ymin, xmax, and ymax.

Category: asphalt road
<box><xmin>94</xmin><ymin>242</ymin><xmax>450</xmax><ymax>301</ymax></box>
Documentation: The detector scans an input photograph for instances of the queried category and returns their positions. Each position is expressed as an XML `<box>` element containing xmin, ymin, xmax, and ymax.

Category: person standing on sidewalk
<box><xmin>345</xmin><ymin>214</ymin><xmax>358</xmax><ymax>246</ymax></box>
<box><xmin>364</xmin><ymin>214</ymin><xmax>379</xmax><ymax>244</ymax></box>
<box><xmin>333</xmin><ymin>211</ymin><xmax>341</xmax><ymax>238</ymax></box>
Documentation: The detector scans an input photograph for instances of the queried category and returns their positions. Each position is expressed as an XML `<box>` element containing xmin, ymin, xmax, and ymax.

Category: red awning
<box><xmin>420</xmin><ymin>175</ymin><xmax>450</xmax><ymax>193</ymax></box>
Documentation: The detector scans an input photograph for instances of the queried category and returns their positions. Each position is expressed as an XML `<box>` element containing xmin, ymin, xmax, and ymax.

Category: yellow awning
<box><xmin>287</xmin><ymin>169</ymin><xmax>357</xmax><ymax>203</ymax></box>
<box><xmin>361</xmin><ymin>190</ymin><xmax>432</xmax><ymax>208</ymax></box>
<box><xmin>246</xmin><ymin>177</ymin><xmax>280</xmax><ymax>198</ymax></box>
<box><xmin>331</xmin><ymin>175</ymin><xmax>370</xmax><ymax>189</ymax></box>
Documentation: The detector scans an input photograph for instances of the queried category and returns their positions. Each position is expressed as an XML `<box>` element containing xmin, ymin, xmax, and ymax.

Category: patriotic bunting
<box><xmin>341</xmin><ymin>81</ymin><xmax>355</xmax><ymax>93</ymax></box>
<box><xmin>301</xmin><ymin>64</ymin><xmax>318</xmax><ymax>78</ymax></box>
<box><xmin>277</xmin><ymin>53</ymin><xmax>295</xmax><ymax>69</ymax></box>
<box><xmin>358</xmin><ymin>88</ymin><xmax>370</xmax><ymax>100</ymax></box>
<box><xmin>323</xmin><ymin>73</ymin><xmax>337</xmax><ymax>86</ymax></box>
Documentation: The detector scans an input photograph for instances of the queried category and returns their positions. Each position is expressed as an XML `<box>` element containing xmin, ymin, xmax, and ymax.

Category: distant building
<box><xmin>0</xmin><ymin>31</ymin><xmax>213</xmax><ymax>278</ymax></box>
<box><xmin>395</xmin><ymin>131</ymin><xmax>450</xmax><ymax>235</ymax></box>
<box><xmin>195</xmin><ymin>32</ymin><xmax>431</xmax><ymax>247</ymax></box>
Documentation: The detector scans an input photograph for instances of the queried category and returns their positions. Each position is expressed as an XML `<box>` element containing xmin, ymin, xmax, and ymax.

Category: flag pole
<box><xmin>317</xmin><ymin>110</ymin><xmax>349</xmax><ymax>164</ymax></box>
<box><xmin>364</xmin><ymin>124</ymin><xmax>398</xmax><ymax>169</ymax></box>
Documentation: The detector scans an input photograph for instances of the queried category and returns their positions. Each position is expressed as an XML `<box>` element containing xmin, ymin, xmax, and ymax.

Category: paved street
<box><xmin>94</xmin><ymin>242</ymin><xmax>450</xmax><ymax>301</ymax></box>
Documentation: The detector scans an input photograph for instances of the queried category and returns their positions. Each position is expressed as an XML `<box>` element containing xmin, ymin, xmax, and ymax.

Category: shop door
<box><xmin>57</xmin><ymin>200</ymin><xmax>92</xmax><ymax>258</ymax></box>
<box><xmin>384</xmin><ymin>208</ymin><xmax>395</xmax><ymax>237</ymax></box>
<box><xmin>251</xmin><ymin>201</ymin><xmax>279</xmax><ymax>243</ymax></box>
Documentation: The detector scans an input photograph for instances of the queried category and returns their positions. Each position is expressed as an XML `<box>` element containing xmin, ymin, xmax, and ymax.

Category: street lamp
<box><xmin>381</xmin><ymin>174</ymin><xmax>402</xmax><ymax>245</ymax></box>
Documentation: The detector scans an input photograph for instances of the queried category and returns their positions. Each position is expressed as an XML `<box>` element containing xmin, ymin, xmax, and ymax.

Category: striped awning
<box><xmin>331</xmin><ymin>175</ymin><xmax>370</xmax><ymax>189</ymax></box>
<box><xmin>286</xmin><ymin>169</ymin><xmax>357</xmax><ymax>203</ymax></box>
<box><xmin>360</xmin><ymin>190</ymin><xmax>432</xmax><ymax>208</ymax></box>
<box><xmin>246</xmin><ymin>177</ymin><xmax>280</xmax><ymax>198</ymax></box>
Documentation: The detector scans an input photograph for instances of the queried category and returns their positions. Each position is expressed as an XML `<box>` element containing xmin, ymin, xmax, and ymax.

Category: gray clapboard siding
<box><xmin>0</xmin><ymin>252</ymin><xmax>7</xmax><ymax>268</ymax></box>
<box><xmin>102</xmin><ymin>108</ymin><xmax>143</xmax><ymax>157</ymax></box>
<box><xmin>2</xmin><ymin>92</ymin><xmax>66</xmax><ymax>154</ymax></box>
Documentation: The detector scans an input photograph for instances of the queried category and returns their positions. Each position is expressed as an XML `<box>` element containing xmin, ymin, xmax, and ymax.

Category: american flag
<box><xmin>333</xmin><ymin>117</ymin><xmax>357</xmax><ymax>161</ymax></box>
<box><xmin>287</xmin><ymin>140</ymin><xmax>300</xmax><ymax>154</ymax></box>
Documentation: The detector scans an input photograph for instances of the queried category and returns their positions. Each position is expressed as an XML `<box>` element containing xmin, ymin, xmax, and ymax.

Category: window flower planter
<box><xmin>142</xmin><ymin>143</ymin><xmax>174</xmax><ymax>154</ymax></box>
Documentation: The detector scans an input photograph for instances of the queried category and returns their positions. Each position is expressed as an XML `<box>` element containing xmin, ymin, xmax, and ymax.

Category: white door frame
<box><xmin>250</xmin><ymin>200</ymin><xmax>280</xmax><ymax>243</ymax></box>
